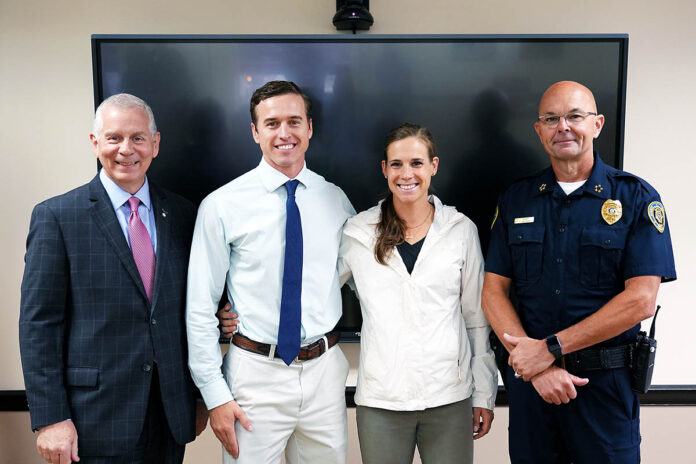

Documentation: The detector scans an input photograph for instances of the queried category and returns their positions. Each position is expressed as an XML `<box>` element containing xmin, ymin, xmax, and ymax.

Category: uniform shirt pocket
<box><xmin>507</xmin><ymin>225</ymin><xmax>545</xmax><ymax>283</ymax></box>
<box><xmin>580</xmin><ymin>226</ymin><xmax>628</xmax><ymax>289</ymax></box>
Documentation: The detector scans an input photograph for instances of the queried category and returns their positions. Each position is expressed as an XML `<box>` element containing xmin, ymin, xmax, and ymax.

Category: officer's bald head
<box><xmin>533</xmin><ymin>81</ymin><xmax>605</xmax><ymax>177</ymax></box>
<box><xmin>538</xmin><ymin>81</ymin><xmax>598</xmax><ymax>115</ymax></box>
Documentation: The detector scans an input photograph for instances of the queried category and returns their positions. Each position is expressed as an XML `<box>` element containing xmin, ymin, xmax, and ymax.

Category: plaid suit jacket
<box><xmin>19</xmin><ymin>174</ymin><xmax>198</xmax><ymax>456</ymax></box>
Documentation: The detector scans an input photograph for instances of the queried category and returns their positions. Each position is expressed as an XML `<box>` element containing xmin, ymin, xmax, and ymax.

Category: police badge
<box><xmin>648</xmin><ymin>201</ymin><xmax>666</xmax><ymax>233</ymax></box>
<box><xmin>601</xmin><ymin>199</ymin><xmax>622</xmax><ymax>225</ymax></box>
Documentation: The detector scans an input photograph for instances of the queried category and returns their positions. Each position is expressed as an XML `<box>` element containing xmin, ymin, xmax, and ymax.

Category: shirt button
<box><xmin>556</xmin><ymin>258</ymin><xmax>563</xmax><ymax>264</ymax></box>
<box><xmin>564</xmin><ymin>199</ymin><xmax>571</xmax><ymax>204</ymax></box>
<box><xmin>554</xmin><ymin>289</ymin><xmax>561</xmax><ymax>295</ymax></box>
<box><xmin>604</xmin><ymin>239</ymin><xmax>611</xmax><ymax>245</ymax></box>
<box><xmin>517</xmin><ymin>235</ymin><xmax>523</xmax><ymax>240</ymax></box>
<box><xmin>559</xmin><ymin>227</ymin><xmax>565</xmax><ymax>233</ymax></box>
<box><xmin>142</xmin><ymin>363</ymin><xmax>152</xmax><ymax>372</ymax></box>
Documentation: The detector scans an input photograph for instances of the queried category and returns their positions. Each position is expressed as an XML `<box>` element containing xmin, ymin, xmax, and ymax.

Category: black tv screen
<box><xmin>92</xmin><ymin>34</ymin><xmax>628</xmax><ymax>340</ymax></box>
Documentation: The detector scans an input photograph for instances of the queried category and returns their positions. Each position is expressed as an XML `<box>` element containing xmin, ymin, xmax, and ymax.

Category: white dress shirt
<box><xmin>187</xmin><ymin>158</ymin><xmax>355</xmax><ymax>409</ymax></box>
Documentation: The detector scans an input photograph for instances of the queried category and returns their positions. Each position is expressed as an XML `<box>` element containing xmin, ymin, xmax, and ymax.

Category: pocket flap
<box><xmin>581</xmin><ymin>226</ymin><xmax>628</xmax><ymax>250</ymax></box>
<box><xmin>508</xmin><ymin>225</ymin><xmax>545</xmax><ymax>245</ymax></box>
<box><xmin>65</xmin><ymin>367</ymin><xmax>99</xmax><ymax>387</ymax></box>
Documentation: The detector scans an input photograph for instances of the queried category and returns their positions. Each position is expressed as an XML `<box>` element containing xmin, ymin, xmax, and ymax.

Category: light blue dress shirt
<box><xmin>99</xmin><ymin>169</ymin><xmax>157</xmax><ymax>253</ymax></box>
<box><xmin>186</xmin><ymin>159</ymin><xmax>355</xmax><ymax>408</ymax></box>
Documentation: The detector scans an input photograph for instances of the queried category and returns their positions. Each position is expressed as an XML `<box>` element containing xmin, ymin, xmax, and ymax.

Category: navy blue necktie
<box><xmin>277</xmin><ymin>180</ymin><xmax>303</xmax><ymax>365</ymax></box>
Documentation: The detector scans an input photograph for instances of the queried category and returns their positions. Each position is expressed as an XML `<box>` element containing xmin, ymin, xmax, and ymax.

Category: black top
<box><xmin>397</xmin><ymin>237</ymin><xmax>425</xmax><ymax>274</ymax></box>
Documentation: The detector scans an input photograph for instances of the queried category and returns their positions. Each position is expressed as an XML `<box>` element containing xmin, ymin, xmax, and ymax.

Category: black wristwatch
<box><xmin>545</xmin><ymin>334</ymin><xmax>563</xmax><ymax>360</ymax></box>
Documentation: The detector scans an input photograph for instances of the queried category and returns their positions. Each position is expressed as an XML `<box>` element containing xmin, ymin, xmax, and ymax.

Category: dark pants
<box><xmin>356</xmin><ymin>398</ymin><xmax>473</xmax><ymax>464</ymax></box>
<box><xmin>507</xmin><ymin>365</ymin><xmax>640</xmax><ymax>464</ymax></box>
<box><xmin>80</xmin><ymin>365</ymin><xmax>185</xmax><ymax>464</ymax></box>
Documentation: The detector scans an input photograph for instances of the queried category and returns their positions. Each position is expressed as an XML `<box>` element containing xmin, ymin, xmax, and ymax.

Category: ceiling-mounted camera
<box><xmin>332</xmin><ymin>0</ymin><xmax>374</xmax><ymax>33</ymax></box>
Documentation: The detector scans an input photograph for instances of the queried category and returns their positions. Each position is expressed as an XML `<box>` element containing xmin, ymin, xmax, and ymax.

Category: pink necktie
<box><xmin>128</xmin><ymin>197</ymin><xmax>155</xmax><ymax>301</ymax></box>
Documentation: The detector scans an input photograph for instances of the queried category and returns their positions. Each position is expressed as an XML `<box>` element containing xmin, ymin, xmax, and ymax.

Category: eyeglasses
<box><xmin>537</xmin><ymin>111</ymin><xmax>597</xmax><ymax>128</ymax></box>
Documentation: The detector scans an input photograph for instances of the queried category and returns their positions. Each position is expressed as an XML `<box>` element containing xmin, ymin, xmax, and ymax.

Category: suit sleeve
<box><xmin>19</xmin><ymin>203</ymin><xmax>72</xmax><ymax>430</ymax></box>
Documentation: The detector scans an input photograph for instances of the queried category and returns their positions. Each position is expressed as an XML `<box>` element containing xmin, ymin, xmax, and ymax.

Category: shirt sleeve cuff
<box><xmin>471</xmin><ymin>391</ymin><xmax>496</xmax><ymax>411</ymax></box>
<box><xmin>199</xmin><ymin>378</ymin><xmax>234</xmax><ymax>410</ymax></box>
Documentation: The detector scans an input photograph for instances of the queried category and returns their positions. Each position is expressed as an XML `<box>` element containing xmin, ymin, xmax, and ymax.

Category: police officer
<box><xmin>481</xmin><ymin>81</ymin><xmax>676</xmax><ymax>464</ymax></box>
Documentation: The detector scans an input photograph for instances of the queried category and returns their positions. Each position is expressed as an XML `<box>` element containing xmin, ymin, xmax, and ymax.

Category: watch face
<box><xmin>546</xmin><ymin>335</ymin><xmax>562</xmax><ymax>359</ymax></box>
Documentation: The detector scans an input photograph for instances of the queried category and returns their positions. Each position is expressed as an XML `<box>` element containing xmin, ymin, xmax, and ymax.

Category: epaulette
<box><xmin>498</xmin><ymin>166</ymin><xmax>552</xmax><ymax>199</ymax></box>
<box><xmin>513</xmin><ymin>166</ymin><xmax>548</xmax><ymax>183</ymax></box>
<box><xmin>609</xmin><ymin>169</ymin><xmax>658</xmax><ymax>195</ymax></box>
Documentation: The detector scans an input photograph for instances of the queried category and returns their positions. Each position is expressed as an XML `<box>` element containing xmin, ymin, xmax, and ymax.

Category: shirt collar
<box><xmin>533</xmin><ymin>151</ymin><xmax>610</xmax><ymax>199</ymax></box>
<box><xmin>257</xmin><ymin>157</ymin><xmax>312</xmax><ymax>193</ymax></box>
<box><xmin>532</xmin><ymin>166</ymin><xmax>558</xmax><ymax>197</ymax></box>
<box><xmin>579</xmin><ymin>152</ymin><xmax>611</xmax><ymax>199</ymax></box>
<box><xmin>99</xmin><ymin>168</ymin><xmax>152</xmax><ymax>211</ymax></box>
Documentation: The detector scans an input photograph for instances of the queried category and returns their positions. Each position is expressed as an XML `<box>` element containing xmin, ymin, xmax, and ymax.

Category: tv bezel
<box><xmin>91</xmin><ymin>34</ymin><xmax>629</xmax><ymax>342</ymax></box>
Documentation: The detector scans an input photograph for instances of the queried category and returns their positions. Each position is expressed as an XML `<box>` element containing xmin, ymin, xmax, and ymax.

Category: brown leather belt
<box><xmin>232</xmin><ymin>331</ymin><xmax>340</xmax><ymax>362</ymax></box>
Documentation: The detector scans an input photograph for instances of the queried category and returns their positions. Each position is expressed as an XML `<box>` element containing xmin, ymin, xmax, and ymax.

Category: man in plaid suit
<box><xmin>19</xmin><ymin>94</ymin><xmax>207</xmax><ymax>463</ymax></box>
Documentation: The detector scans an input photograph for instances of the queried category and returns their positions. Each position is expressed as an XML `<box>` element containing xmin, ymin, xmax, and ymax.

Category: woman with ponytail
<box><xmin>339</xmin><ymin>123</ymin><xmax>497</xmax><ymax>464</ymax></box>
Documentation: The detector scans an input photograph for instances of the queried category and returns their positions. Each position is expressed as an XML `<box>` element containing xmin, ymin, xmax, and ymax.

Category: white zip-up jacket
<box><xmin>339</xmin><ymin>195</ymin><xmax>497</xmax><ymax>411</ymax></box>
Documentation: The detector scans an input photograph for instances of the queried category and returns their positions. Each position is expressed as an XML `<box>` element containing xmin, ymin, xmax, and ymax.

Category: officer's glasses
<box><xmin>537</xmin><ymin>111</ymin><xmax>597</xmax><ymax>128</ymax></box>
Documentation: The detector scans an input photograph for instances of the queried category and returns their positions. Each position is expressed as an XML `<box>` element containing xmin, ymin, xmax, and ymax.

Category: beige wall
<box><xmin>3</xmin><ymin>402</ymin><xmax>696</xmax><ymax>463</ymax></box>
<box><xmin>2</xmin><ymin>0</ymin><xmax>695</xmax><ymax>462</ymax></box>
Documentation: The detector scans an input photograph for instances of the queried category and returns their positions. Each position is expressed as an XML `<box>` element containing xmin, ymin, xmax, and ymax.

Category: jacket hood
<box><xmin>343</xmin><ymin>195</ymin><xmax>466</xmax><ymax>248</ymax></box>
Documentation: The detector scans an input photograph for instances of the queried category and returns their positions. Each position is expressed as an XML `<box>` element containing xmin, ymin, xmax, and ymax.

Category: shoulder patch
<box><xmin>647</xmin><ymin>201</ymin><xmax>666</xmax><ymax>233</ymax></box>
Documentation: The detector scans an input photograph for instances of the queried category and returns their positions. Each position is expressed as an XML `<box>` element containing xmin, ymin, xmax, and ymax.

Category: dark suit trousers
<box><xmin>80</xmin><ymin>365</ymin><xmax>185</xmax><ymax>464</ymax></box>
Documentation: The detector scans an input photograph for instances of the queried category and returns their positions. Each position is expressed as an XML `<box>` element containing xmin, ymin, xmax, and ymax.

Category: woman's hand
<box><xmin>472</xmin><ymin>407</ymin><xmax>494</xmax><ymax>439</ymax></box>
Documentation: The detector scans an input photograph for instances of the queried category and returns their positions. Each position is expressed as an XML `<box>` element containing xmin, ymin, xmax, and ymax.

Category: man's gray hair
<box><xmin>92</xmin><ymin>93</ymin><xmax>158</xmax><ymax>136</ymax></box>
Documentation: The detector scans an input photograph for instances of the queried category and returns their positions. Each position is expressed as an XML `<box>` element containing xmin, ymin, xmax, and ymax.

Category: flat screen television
<box><xmin>92</xmin><ymin>34</ymin><xmax>628</xmax><ymax>341</ymax></box>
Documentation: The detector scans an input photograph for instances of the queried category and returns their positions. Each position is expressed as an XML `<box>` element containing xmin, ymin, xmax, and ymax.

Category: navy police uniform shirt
<box><xmin>485</xmin><ymin>153</ymin><xmax>676</xmax><ymax>347</ymax></box>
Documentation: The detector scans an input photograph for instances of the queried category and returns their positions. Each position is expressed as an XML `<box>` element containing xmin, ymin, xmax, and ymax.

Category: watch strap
<box><xmin>545</xmin><ymin>334</ymin><xmax>563</xmax><ymax>360</ymax></box>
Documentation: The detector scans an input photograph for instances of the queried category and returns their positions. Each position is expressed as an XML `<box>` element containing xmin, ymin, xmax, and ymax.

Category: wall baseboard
<box><xmin>4</xmin><ymin>386</ymin><xmax>695</xmax><ymax>412</ymax></box>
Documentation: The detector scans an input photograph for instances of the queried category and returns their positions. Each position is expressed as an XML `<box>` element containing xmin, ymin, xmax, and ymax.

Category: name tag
<box><xmin>514</xmin><ymin>217</ymin><xmax>534</xmax><ymax>224</ymax></box>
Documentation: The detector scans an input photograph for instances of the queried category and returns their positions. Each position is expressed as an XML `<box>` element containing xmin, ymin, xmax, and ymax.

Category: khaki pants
<box><xmin>222</xmin><ymin>343</ymin><xmax>349</xmax><ymax>464</ymax></box>
<box><xmin>356</xmin><ymin>398</ymin><xmax>473</xmax><ymax>464</ymax></box>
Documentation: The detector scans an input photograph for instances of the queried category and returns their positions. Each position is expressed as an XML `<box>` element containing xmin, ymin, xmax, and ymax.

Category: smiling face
<box><xmin>534</xmin><ymin>81</ymin><xmax>605</xmax><ymax>164</ymax></box>
<box><xmin>90</xmin><ymin>106</ymin><xmax>160</xmax><ymax>194</ymax></box>
<box><xmin>251</xmin><ymin>93</ymin><xmax>313</xmax><ymax>178</ymax></box>
<box><xmin>382</xmin><ymin>136</ymin><xmax>439</xmax><ymax>207</ymax></box>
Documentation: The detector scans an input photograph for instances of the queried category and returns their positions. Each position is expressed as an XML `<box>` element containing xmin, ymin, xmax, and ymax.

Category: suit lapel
<box><xmin>88</xmin><ymin>175</ymin><xmax>151</xmax><ymax>304</ymax></box>
<box><xmin>150</xmin><ymin>184</ymin><xmax>169</xmax><ymax>311</ymax></box>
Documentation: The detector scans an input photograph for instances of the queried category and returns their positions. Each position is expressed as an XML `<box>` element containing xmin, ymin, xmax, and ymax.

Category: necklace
<box><xmin>404</xmin><ymin>204</ymin><xmax>433</xmax><ymax>239</ymax></box>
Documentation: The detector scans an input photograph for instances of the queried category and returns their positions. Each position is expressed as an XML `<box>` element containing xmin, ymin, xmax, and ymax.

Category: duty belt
<box><xmin>563</xmin><ymin>344</ymin><xmax>633</xmax><ymax>374</ymax></box>
<box><xmin>232</xmin><ymin>331</ymin><xmax>340</xmax><ymax>362</ymax></box>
